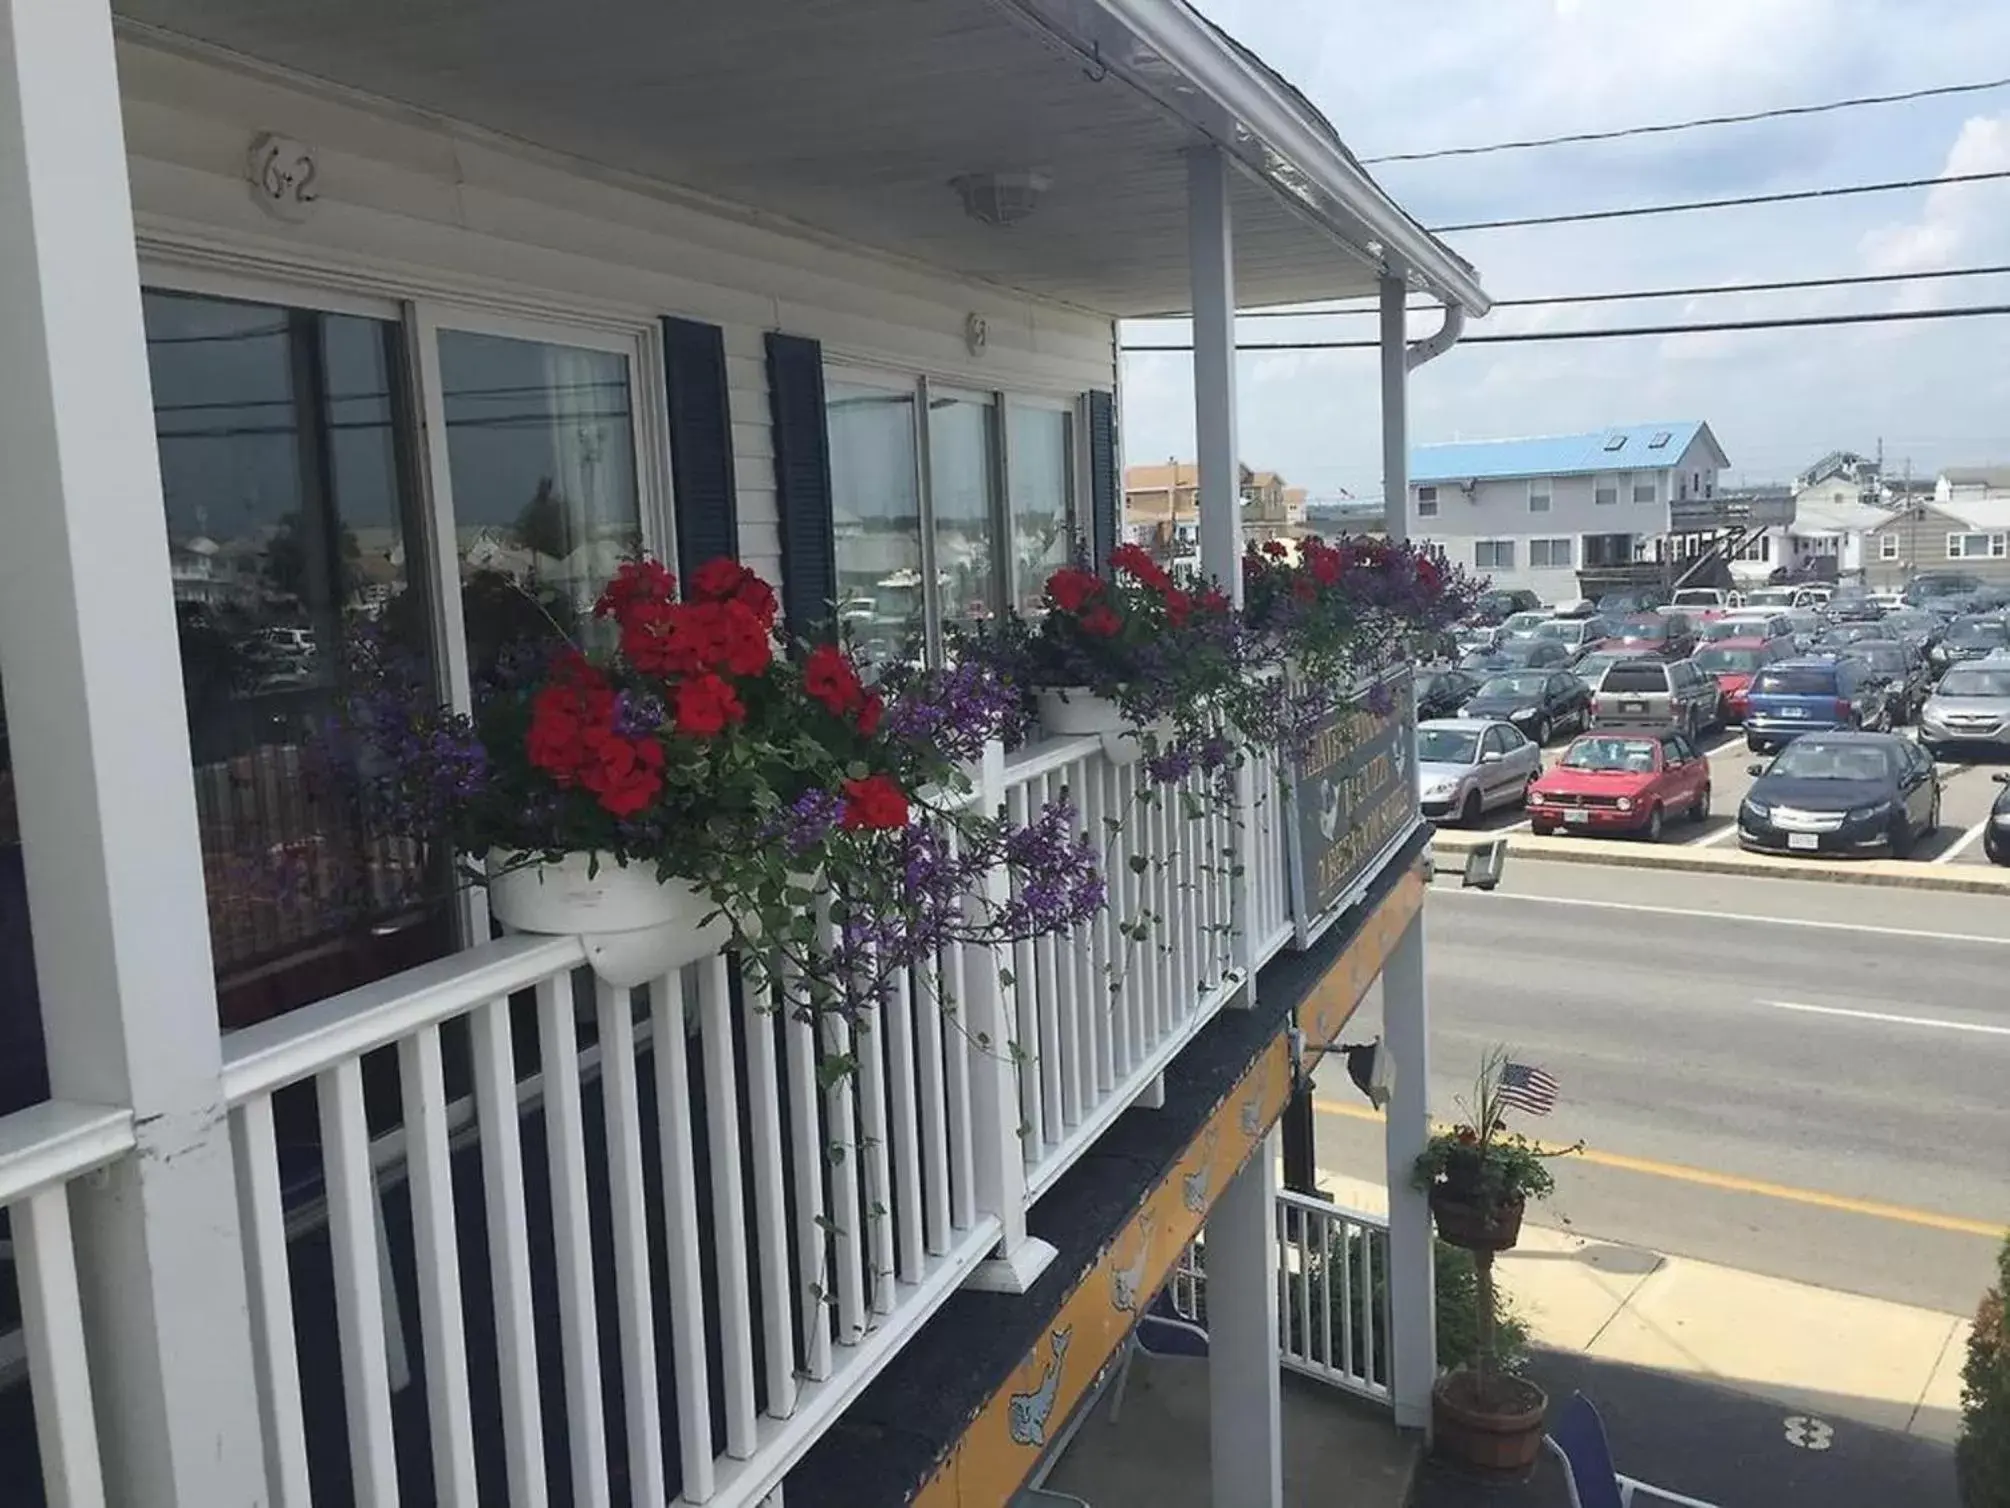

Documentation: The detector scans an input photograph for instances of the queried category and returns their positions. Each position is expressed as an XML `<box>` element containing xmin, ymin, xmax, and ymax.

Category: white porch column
<box><xmin>0</xmin><ymin>2</ymin><xmax>266</xmax><ymax>1501</ymax></box>
<box><xmin>1186</xmin><ymin>145</ymin><xmax>1243</xmax><ymax>604</ymax></box>
<box><xmin>963</xmin><ymin>740</ymin><xmax>1058</xmax><ymax>1293</ymax></box>
<box><xmin>1381</xmin><ymin>907</ymin><xmax>1437</xmax><ymax>1430</ymax></box>
<box><xmin>1186</xmin><ymin>145</ymin><xmax>1257</xmax><ymax>991</ymax></box>
<box><xmin>1207</xmin><ymin>1130</ymin><xmax>1281</xmax><ymax>1508</ymax></box>
<box><xmin>1379</xmin><ymin>273</ymin><xmax>1410</xmax><ymax>545</ymax></box>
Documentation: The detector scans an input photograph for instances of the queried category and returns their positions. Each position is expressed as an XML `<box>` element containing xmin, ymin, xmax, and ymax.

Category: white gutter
<box><xmin>1406</xmin><ymin>305</ymin><xmax>1466</xmax><ymax>370</ymax></box>
<box><xmin>1086</xmin><ymin>0</ymin><xmax>1492</xmax><ymax>318</ymax></box>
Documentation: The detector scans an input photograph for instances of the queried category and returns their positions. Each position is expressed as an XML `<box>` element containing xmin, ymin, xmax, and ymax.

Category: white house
<box><xmin>1727</xmin><ymin>489</ymin><xmax>1893</xmax><ymax>587</ymax></box>
<box><xmin>0</xmin><ymin>5</ymin><xmax>1487</xmax><ymax>1507</ymax></box>
<box><xmin>1408</xmin><ymin>422</ymin><xmax>1730</xmax><ymax>601</ymax></box>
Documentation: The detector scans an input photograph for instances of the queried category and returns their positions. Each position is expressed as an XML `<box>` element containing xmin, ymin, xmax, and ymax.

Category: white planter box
<box><xmin>487</xmin><ymin>850</ymin><xmax>729</xmax><ymax>988</ymax></box>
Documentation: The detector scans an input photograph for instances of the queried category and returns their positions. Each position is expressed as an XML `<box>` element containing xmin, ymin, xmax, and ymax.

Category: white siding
<box><xmin>115</xmin><ymin>40</ymin><xmax>1118</xmax><ymax>587</ymax></box>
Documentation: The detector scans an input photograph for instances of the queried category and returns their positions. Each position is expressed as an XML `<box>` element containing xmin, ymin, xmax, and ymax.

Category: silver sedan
<box><xmin>1416</xmin><ymin>717</ymin><xmax>1544</xmax><ymax>826</ymax></box>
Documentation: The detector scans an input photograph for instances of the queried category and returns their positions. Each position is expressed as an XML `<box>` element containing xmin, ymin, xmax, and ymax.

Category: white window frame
<box><xmin>1947</xmin><ymin>531</ymin><xmax>2008</xmax><ymax>560</ymax></box>
<box><xmin>1475</xmin><ymin>539</ymin><xmax>1516</xmax><ymax>570</ymax></box>
<box><xmin>1594</xmin><ymin>476</ymin><xmax>1619</xmax><ymax>506</ymax></box>
<box><xmin>1633</xmin><ymin>473</ymin><xmax>1658</xmax><ymax>505</ymax></box>
<box><xmin>1527</xmin><ymin>478</ymin><xmax>1551</xmax><ymax>515</ymax></box>
<box><xmin>1530</xmin><ymin>537</ymin><xmax>1572</xmax><ymax>568</ymax></box>
<box><xmin>1417</xmin><ymin>484</ymin><xmax>1440</xmax><ymax>518</ymax></box>
<box><xmin>1880</xmin><ymin>533</ymin><xmax>1900</xmax><ymax>561</ymax></box>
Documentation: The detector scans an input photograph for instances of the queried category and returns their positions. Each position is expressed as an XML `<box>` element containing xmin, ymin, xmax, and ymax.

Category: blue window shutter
<box><xmin>661</xmin><ymin>316</ymin><xmax>739</xmax><ymax>577</ymax></box>
<box><xmin>1088</xmin><ymin>389</ymin><xmax>1118</xmax><ymax>573</ymax></box>
<box><xmin>765</xmin><ymin>332</ymin><xmax>836</xmax><ymax>640</ymax></box>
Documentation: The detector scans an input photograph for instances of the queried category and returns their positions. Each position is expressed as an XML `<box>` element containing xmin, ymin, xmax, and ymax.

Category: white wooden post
<box><xmin>1381</xmin><ymin>907</ymin><xmax>1436</xmax><ymax>1430</ymax></box>
<box><xmin>1380</xmin><ymin>272</ymin><xmax>1410</xmax><ymax>545</ymax></box>
<box><xmin>0</xmin><ymin>1</ymin><xmax>267</xmax><ymax>1499</ymax></box>
<box><xmin>963</xmin><ymin>740</ymin><xmax>1058</xmax><ymax>1293</ymax></box>
<box><xmin>1186</xmin><ymin>144</ymin><xmax>1257</xmax><ymax>995</ymax></box>
<box><xmin>1206</xmin><ymin>1130</ymin><xmax>1281</xmax><ymax>1508</ymax></box>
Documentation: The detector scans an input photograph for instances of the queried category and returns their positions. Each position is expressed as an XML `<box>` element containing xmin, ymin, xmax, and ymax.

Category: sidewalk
<box><xmin>1319</xmin><ymin>1170</ymin><xmax>1973</xmax><ymax>1444</ymax></box>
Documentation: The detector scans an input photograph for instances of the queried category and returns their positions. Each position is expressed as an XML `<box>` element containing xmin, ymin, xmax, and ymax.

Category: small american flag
<box><xmin>1498</xmin><ymin>1061</ymin><xmax>1558</xmax><ymax>1117</ymax></box>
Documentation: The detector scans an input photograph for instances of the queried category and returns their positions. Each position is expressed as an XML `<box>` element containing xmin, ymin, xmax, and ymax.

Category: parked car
<box><xmin>1875</xmin><ymin>608</ymin><xmax>1945</xmax><ymax>655</ymax></box>
<box><xmin>1813</xmin><ymin>622</ymin><xmax>1889</xmax><ymax>654</ymax></box>
<box><xmin>1414</xmin><ymin>718</ymin><xmax>1543</xmax><ymax>826</ymax></box>
<box><xmin>1702</xmin><ymin>611</ymin><xmax>1794</xmax><ymax>645</ymax></box>
<box><xmin>1588</xmin><ymin>657</ymin><xmax>1720</xmax><ymax>740</ymax></box>
<box><xmin>1526</xmin><ymin>728</ymin><xmax>1712</xmax><ymax>842</ymax></box>
<box><xmin>1670</xmin><ymin>587</ymin><xmax>1736</xmax><ymax>610</ymax></box>
<box><xmin>1838</xmin><ymin>639</ymin><xmax>1929</xmax><ymax>723</ymax></box>
<box><xmin>1459</xmin><ymin>669</ymin><xmax>1593</xmax><ymax>746</ymax></box>
<box><xmin>1453</xmin><ymin>626</ymin><xmax>1499</xmax><ymax>656</ymax></box>
<box><xmin>1568</xmin><ymin>649</ymin><xmax>1632</xmax><ymax>694</ymax></box>
<box><xmin>1904</xmin><ymin>570</ymin><xmax>1985</xmax><ymax>606</ymax></box>
<box><xmin>1596</xmin><ymin>588</ymin><xmax>1667</xmax><ymax>615</ymax></box>
<box><xmin>1825</xmin><ymin>590</ymin><xmax>1886</xmax><ymax>625</ymax></box>
<box><xmin>1930</xmin><ymin>615</ymin><xmax>2010</xmax><ymax>671</ymax></box>
<box><xmin>1743</xmin><ymin>657</ymin><xmax>1893</xmax><ymax>752</ymax></box>
<box><xmin>1780</xmin><ymin>607</ymin><xmax>1825</xmax><ymax>653</ymax></box>
<box><xmin>1743</xmin><ymin>584</ymin><xmax>1830</xmax><ymax>610</ymax></box>
<box><xmin>1415</xmin><ymin>667</ymin><xmax>1484</xmax><ymax>722</ymax></box>
<box><xmin>1693</xmin><ymin>637</ymin><xmax>1794</xmax><ymax>724</ymax></box>
<box><xmin>1496</xmin><ymin>609</ymin><xmax>1555</xmax><ymax>642</ymax></box>
<box><xmin>1472</xmin><ymin>588</ymin><xmax>1542</xmax><ymax>624</ymax></box>
<box><xmin>1739</xmin><ymin>732</ymin><xmax>1940</xmax><ymax>858</ymax></box>
<box><xmin>1916</xmin><ymin>663</ymin><xmax>2010</xmax><ymax>759</ymax></box>
<box><xmin>1531</xmin><ymin>615</ymin><xmax>1610</xmax><ymax>657</ymax></box>
<box><xmin>1459</xmin><ymin>646</ymin><xmax>1513</xmax><ymax>673</ymax></box>
<box><xmin>1600</xmin><ymin>612</ymin><xmax>1699</xmax><ymax>661</ymax></box>
<box><xmin>1986</xmin><ymin>773</ymin><xmax>2010</xmax><ymax>866</ymax></box>
<box><xmin>1496</xmin><ymin>638</ymin><xmax>1572</xmax><ymax>670</ymax></box>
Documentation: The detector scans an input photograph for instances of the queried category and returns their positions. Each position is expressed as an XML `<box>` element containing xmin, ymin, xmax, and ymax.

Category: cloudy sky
<box><xmin>1122</xmin><ymin>0</ymin><xmax>2010</xmax><ymax>504</ymax></box>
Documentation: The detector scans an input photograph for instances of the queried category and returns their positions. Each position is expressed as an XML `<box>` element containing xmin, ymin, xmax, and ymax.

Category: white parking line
<box><xmin>1756</xmin><ymin>998</ymin><xmax>2010</xmax><ymax>1038</ymax></box>
<box><xmin>1935</xmin><ymin>817</ymin><xmax>1992</xmax><ymax>864</ymax></box>
<box><xmin>1428</xmin><ymin>889</ymin><xmax>2010</xmax><ymax>947</ymax></box>
<box><xmin>1690</xmin><ymin>823</ymin><xmax>1741</xmax><ymax>847</ymax></box>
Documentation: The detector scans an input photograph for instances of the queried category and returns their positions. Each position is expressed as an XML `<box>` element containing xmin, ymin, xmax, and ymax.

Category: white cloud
<box><xmin>1122</xmin><ymin>1</ymin><xmax>2010</xmax><ymax>495</ymax></box>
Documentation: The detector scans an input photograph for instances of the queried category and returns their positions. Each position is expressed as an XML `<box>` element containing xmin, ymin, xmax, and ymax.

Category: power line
<box><xmin>1121</xmin><ymin>301</ymin><xmax>2010</xmax><ymax>352</ymax></box>
<box><xmin>1363</xmin><ymin>75</ymin><xmax>2010</xmax><ymax>164</ymax></box>
<box><xmin>1431</xmin><ymin>168</ymin><xmax>2010</xmax><ymax>232</ymax></box>
<box><xmin>1231</xmin><ymin>263</ymin><xmax>2010</xmax><ymax>319</ymax></box>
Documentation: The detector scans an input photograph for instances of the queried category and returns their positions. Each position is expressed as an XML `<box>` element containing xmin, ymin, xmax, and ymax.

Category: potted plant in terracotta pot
<box><xmin>1413</xmin><ymin>1047</ymin><xmax>1580</xmax><ymax>1475</ymax></box>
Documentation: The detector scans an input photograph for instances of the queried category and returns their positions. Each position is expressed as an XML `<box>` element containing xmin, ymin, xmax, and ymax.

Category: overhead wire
<box><xmin>1429</xmin><ymin>168</ymin><xmax>2010</xmax><ymax>232</ymax></box>
<box><xmin>1362</xmin><ymin>75</ymin><xmax>2010</xmax><ymax>164</ymax></box>
<box><xmin>1224</xmin><ymin>263</ymin><xmax>2010</xmax><ymax>319</ymax></box>
<box><xmin>1121</xmin><ymin>302</ymin><xmax>2010</xmax><ymax>353</ymax></box>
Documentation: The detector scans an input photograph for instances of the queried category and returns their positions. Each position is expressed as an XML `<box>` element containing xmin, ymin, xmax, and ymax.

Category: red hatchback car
<box><xmin>1527</xmin><ymin>728</ymin><xmax>1713</xmax><ymax>842</ymax></box>
<box><xmin>1693</xmin><ymin>635</ymin><xmax>1795</xmax><ymax>724</ymax></box>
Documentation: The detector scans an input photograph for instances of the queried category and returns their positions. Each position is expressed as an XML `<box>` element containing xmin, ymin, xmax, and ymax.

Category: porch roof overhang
<box><xmin>113</xmin><ymin>0</ymin><xmax>1489</xmax><ymax>321</ymax></box>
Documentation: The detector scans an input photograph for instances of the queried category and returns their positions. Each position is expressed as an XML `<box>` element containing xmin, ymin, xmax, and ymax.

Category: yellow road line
<box><xmin>1312</xmin><ymin>1098</ymin><xmax>2007</xmax><ymax>1240</ymax></box>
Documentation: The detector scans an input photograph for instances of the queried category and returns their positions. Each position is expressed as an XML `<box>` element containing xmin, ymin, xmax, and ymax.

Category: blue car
<box><xmin>1743</xmin><ymin>657</ymin><xmax>1894</xmax><ymax>753</ymax></box>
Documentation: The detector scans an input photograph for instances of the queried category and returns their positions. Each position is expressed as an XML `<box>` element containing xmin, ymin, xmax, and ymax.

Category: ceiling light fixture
<box><xmin>951</xmin><ymin>170</ymin><xmax>1051</xmax><ymax>228</ymax></box>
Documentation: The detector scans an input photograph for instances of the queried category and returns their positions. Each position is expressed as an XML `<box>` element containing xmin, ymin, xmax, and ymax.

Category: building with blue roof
<box><xmin>1407</xmin><ymin>421</ymin><xmax>1730</xmax><ymax>600</ymax></box>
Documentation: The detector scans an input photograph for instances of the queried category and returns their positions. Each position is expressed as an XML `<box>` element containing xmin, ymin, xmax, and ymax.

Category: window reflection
<box><xmin>827</xmin><ymin>380</ymin><xmax>925</xmax><ymax>661</ymax></box>
<box><xmin>435</xmin><ymin>331</ymin><xmax>642</xmax><ymax>684</ymax></box>
<box><xmin>929</xmin><ymin>390</ymin><xmax>1000</xmax><ymax>633</ymax></box>
<box><xmin>144</xmin><ymin>290</ymin><xmax>448</xmax><ymax>1029</ymax></box>
<box><xmin>1007</xmin><ymin>404</ymin><xmax>1075</xmax><ymax>614</ymax></box>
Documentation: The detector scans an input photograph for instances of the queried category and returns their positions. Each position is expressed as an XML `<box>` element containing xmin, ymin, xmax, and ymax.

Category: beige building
<box><xmin>1122</xmin><ymin>461</ymin><xmax>1307</xmax><ymax>561</ymax></box>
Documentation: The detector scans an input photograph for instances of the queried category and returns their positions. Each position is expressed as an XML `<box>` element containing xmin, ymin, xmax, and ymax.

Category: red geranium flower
<box><xmin>734</xmin><ymin>573</ymin><xmax>779</xmax><ymax>627</ymax></box>
<box><xmin>1262</xmin><ymin>540</ymin><xmax>1289</xmax><ymax>559</ymax></box>
<box><xmin>1046</xmin><ymin>567</ymin><xmax>1104</xmax><ymax>615</ymax></box>
<box><xmin>804</xmin><ymin>644</ymin><xmax>865</xmax><ymax>715</ymax></box>
<box><xmin>580</xmin><ymin>734</ymin><xmax>665</xmax><ymax>817</ymax></box>
<box><xmin>857</xmin><ymin>692</ymin><xmax>885</xmax><ymax>737</ymax></box>
<box><xmin>1198</xmin><ymin>587</ymin><xmax>1230</xmax><ymax>614</ymax></box>
<box><xmin>595</xmin><ymin>559</ymin><xmax>676</xmax><ymax>622</ymax></box>
<box><xmin>674</xmin><ymin>673</ymin><xmax>746</xmax><ymax>738</ymax></box>
<box><xmin>1079</xmin><ymin>603</ymin><xmax>1123</xmax><ymax>638</ymax></box>
<box><xmin>840</xmin><ymin>774</ymin><xmax>910</xmax><ymax>830</ymax></box>
<box><xmin>1110</xmin><ymin>543</ymin><xmax>1172</xmax><ymax>593</ymax></box>
<box><xmin>689</xmin><ymin>557</ymin><xmax>748</xmax><ymax>602</ymax></box>
<box><xmin>1309</xmin><ymin>550</ymin><xmax>1341</xmax><ymax>587</ymax></box>
<box><xmin>524</xmin><ymin>661</ymin><xmax>616</xmax><ymax>781</ymax></box>
<box><xmin>1164</xmin><ymin>589</ymin><xmax>1193</xmax><ymax>627</ymax></box>
<box><xmin>696</xmin><ymin>599</ymin><xmax>774</xmax><ymax>677</ymax></box>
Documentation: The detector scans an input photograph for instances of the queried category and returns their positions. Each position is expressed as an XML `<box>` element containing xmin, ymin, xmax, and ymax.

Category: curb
<box><xmin>1425</xmin><ymin>826</ymin><xmax>2010</xmax><ymax>895</ymax></box>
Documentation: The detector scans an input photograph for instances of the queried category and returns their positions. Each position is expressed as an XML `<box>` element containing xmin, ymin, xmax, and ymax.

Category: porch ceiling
<box><xmin>113</xmin><ymin>0</ymin><xmax>1482</xmax><ymax>319</ymax></box>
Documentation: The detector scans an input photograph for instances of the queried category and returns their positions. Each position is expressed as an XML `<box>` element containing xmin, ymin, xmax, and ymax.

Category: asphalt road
<box><xmin>1453</xmin><ymin>721</ymin><xmax>2010</xmax><ymax>866</ymax></box>
<box><xmin>1310</xmin><ymin>861</ymin><xmax>2010</xmax><ymax>1316</ymax></box>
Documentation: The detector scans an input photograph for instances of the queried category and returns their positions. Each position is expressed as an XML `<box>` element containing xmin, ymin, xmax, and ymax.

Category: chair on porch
<box><xmin>1546</xmin><ymin>1393</ymin><xmax>1724</xmax><ymax>1508</ymax></box>
<box><xmin>1106</xmin><ymin>1286</ymin><xmax>1209</xmax><ymax>1425</ymax></box>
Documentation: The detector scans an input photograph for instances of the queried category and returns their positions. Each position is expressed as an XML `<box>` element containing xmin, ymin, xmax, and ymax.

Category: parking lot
<box><xmin>1454</xmin><ymin>724</ymin><xmax>2007</xmax><ymax>867</ymax></box>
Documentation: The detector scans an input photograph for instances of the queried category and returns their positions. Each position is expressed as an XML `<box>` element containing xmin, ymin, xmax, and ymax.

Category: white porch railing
<box><xmin>1170</xmin><ymin>1191</ymin><xmax>1395</xmax><ymax>1409</ymax></box>
<box><xmin>1247</xmin><ymin>744</ymin><xmax>1295</xmax><ymax>972</ymax></box>
<box><xmin>1003</xmin><ymin>736</ymin><xmax>1244</xmax><ymax>1200</ymax></box>
<box><xmin>0</xmin><ymin>1101</ymin><xmax>135</xmax><ymax>1508</ymax></box>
